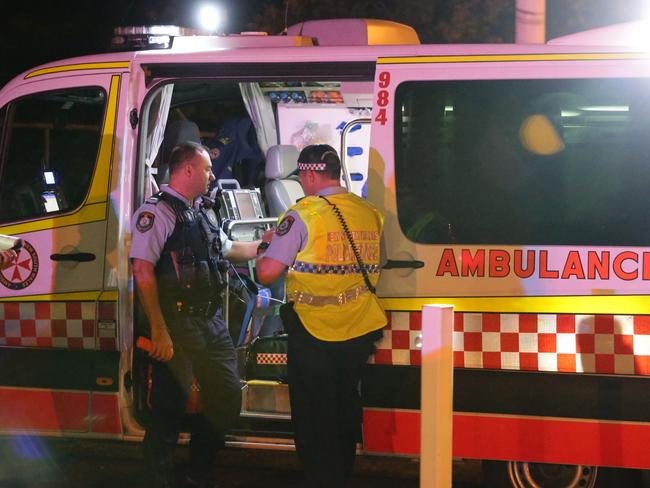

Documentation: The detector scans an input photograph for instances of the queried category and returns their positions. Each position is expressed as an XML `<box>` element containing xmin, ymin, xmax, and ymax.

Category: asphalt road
<box><xmin>7</xmin><ymin>437</ymin><xmax>642</xmax><ymax>488</ymax></box>
<box><xmin>0</xmin><ymin>436</ymin><xmax>479</xmax><ymax>488</ymax></box>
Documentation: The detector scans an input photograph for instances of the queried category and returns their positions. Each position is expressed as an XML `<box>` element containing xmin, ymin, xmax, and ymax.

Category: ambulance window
<box><xmin>0</xmin><ymin>88</ymin><xmax>106</xmax><ymax>223</ymax></box>
<box><xmin>394</xmin><ymin>78</ymin><xmax>650</xmax><ymax>246</ymax></box>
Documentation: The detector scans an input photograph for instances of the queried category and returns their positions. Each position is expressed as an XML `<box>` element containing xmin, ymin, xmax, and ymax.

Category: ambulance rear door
<box><xmin>0</xmin><ymin>64</ymin><xmax>128</xmax><ymax>435</ymax></box>
<box><xmin>368</xmin><ymin>51</ymin><xmax>650</xmax><ymax>302</ymax></box>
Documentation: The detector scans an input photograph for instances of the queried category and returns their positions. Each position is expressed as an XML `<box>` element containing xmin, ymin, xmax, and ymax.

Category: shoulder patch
<box><xmin>275</xmin><ymin>215</ymin><xmax>295</xmax><ymax>236</ymax></box>
<box><xmin>136</xmin><ymin>211</ymin><xmax>155</xmax><ymax>233</ymax></box>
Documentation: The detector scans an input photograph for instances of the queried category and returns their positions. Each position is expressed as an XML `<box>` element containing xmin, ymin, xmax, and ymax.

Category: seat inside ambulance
<box><xmin>154</xmin><ymin>119</ymin><xmax>202</xmax><ymax>187</ymax></box>
<box><xmin>264</xmin><ymin>144</ymin><xmax>304</xmax><ymax>217</ymax></box>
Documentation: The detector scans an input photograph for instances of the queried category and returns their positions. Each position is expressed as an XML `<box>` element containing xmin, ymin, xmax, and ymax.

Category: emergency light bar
<box><xmin>109</xmin><ymin>19</ymin><xmax>417</xmax><ymax>53</ymax></box>
<box><xmin>111</xmin><ymin>26</ymin><xmax>197</xmax><ymax>51</ymax></box>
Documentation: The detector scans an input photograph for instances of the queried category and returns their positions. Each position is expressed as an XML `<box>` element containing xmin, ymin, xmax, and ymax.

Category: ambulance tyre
<box><xmin>482</xmin><ymin>460</ymin><xmax>598</xmax><ymax>487</ymax></box>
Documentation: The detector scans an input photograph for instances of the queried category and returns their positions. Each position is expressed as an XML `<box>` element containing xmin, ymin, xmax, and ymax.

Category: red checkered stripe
<box><xmin>0</xmin><ymin>301</ymin><xmax>117</xmax><ymax>351</ymax></box>
<box><xmin>256</xmin><ymin>352</ymin><xmax>287</xmax><ymax>365</ymax></box>
<box><xmin>371</xmin><ymin>311</ymin><xmax>650</xmax><ymax>376</ymax></box>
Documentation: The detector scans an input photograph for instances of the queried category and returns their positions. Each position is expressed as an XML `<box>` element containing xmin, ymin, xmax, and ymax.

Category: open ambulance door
<box><xmin>129</xmin><ymin>61</ymin><xmax>378</xmax><ymax>440</ymax></box>
<box><xmin>363</xmin><ymin>51</ymin><xmax>650</xmax><ymax>466</ymax></box>
<box><xmin>0</xmin><ymin>65</ymin><xmax>128</xmax><ymax>436</ymax></box>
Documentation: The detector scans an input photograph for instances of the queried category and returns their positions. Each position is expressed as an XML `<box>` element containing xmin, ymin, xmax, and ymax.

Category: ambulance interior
<box><xmin>133</xmin><ymin>78</ymin><xmax>373</xmax><ymax>422</ymax></box>
<box><xmin>141</xmin><ymin>78</ymin><xmax>372</xmax><ymax>245</ymax></box>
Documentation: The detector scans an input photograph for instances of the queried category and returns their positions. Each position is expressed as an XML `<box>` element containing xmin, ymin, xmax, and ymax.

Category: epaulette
<box><xmin>292</xmin><ymin>195</ymin><xmax>323</xmax><ymax>218</ymax></box>
<box><xmin>294</xmin><ymin>195</ymin><xmax>320</xmax><ymax>208</ymax></box>
<box><xmin>157</xmin><ymin>191</ymin><xmax>195</xmax><ymax>224</ymax></box>
<box><xmin>145</xmin><ymin>191</ymin><xmax>164</xmax><ymax>205</ymax></box>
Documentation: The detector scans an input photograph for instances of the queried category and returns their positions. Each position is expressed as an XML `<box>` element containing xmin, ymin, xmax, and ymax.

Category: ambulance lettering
<box><xmin>435</xmin><ymin>248</ymin><xmax>650</xmax><ymax>281</ymax></box>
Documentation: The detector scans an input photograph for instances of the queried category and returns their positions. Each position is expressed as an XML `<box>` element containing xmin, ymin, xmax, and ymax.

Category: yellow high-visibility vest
<box><xmin>286</xmin><ymin>192</ymin><xmax>387</xmax><ymax>341</ymax></box>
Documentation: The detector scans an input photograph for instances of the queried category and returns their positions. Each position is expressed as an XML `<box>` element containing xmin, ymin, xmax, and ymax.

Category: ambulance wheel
<box><xmin>482</xmin><ymin>461</ymin><xmax>598</xmax><ymax>487</ymax></box>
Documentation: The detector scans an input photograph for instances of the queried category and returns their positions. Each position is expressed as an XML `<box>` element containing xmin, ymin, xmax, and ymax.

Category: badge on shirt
<box><xmin>205</xmin><ymin>208</ymin><xmax>219</xmax><ymax>226</ymax></box>
<box><xmin>276</xmin><ymin>215</ymin><xmax>295</xmax><ymax>236</ymax></box>
<box><xmin>136</xmin><ymin>211</ymin><xmax>155</xmax><ymax>233</ymax></box>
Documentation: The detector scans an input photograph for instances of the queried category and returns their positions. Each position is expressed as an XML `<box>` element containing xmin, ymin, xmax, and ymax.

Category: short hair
<box><xmin>168</xmin><ymin>141</ymin><xmax>208</xmax><ymax>175</ymax></box>
<box><xmin>297</xmin><ymin>144</ymin><xmax>341</xmax><ymax>180</ymax></box>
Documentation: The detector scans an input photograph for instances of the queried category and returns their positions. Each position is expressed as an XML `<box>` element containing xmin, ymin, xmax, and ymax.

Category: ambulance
<box><xmin>0</xmin><ymin>17</ymin><xmax>649</xmax><ymax>487</ymax></box>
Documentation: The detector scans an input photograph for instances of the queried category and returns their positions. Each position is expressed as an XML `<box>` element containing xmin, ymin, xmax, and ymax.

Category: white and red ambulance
<box><xmin>0</xmin><ymin>17</ymin><xmax>648</xmax><ymax>487</ymax></box>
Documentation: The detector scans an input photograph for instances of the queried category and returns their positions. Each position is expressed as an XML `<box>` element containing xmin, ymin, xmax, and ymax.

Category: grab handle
<box><xmin>383</xmin><ymin>259</ymin><xmax>424</xmax><ymax>269</ymax></box>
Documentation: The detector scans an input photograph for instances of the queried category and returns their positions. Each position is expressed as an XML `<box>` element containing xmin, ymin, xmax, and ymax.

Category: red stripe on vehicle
<box><xmin>455</xmin><ymin>414</ymin><xmax>650</xmax><ymax>469</ymax></box>
<box><xmin>91</xmin><ymin>393</ymin><xmax>121</xmax><ymax>434</ymax></box>
<box><xmin>362</xmin><ymin>409</ymin><xmax>420</xmax><ymax>455</ymax></box>
<box><xmin>0</xmin><ymin>388</ymin><xmax>88</xmax><ymax>431</ymax></box>
<box><xmin>363</xmin><ymin>408</ymin><xmax>650</xmax><ymax>469</ymax></box>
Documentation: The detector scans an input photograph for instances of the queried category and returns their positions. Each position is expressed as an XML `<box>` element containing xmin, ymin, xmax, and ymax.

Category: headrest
<box><xmin>162</xmin><ymin>120</ymin><xmax>201</xmax><ymax>163</ymax></box>
<box><xmin>265</xmin><ymin>145</ymin><xmax>299</xmax><ymax>179</ymax></box>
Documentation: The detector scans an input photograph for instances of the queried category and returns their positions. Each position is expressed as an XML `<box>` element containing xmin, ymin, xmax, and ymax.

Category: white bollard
<box><xmin>515</xmin><ymin>0</ymin><xmax>546</xmax><ymax>44</ymax></box>
<box><xmin>420</xmin><ymin>304</ymin><xmax>454</xmax><ymax>488</ymax></box>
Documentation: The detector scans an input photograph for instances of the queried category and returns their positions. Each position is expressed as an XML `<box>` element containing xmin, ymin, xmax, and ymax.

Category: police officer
<box><xmin>255</xmin><ymin>144</ymin><xmax>387</xmax><ymax>488</ymax></box>
<box><xmin>130</xmin><ymin>141</ymin><xmax>259</xmax><ymax>488</ymax></box>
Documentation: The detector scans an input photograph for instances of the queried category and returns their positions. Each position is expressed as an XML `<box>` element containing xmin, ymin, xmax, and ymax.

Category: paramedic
<box><xmin>0</xmin><ymin>249</ymin><xmax>17</xmax><ymax>270</ymax></box>
<box><xmin>255</xmin><ymin>144</ymin><xmax>386</xmax><ymax>487</ymax></box>
<box><xmin>131</xmin><ymin>141</ymin><xmax>259</xmax><ymax>488</ymax></box>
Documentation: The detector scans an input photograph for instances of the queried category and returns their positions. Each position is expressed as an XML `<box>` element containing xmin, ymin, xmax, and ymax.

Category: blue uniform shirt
<box><xmin>130</xmin><ymin>184</ymin><xmax>232</xmax><ymax>265</ymax></box>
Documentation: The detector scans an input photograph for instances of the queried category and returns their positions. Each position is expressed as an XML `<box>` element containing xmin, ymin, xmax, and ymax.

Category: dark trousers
<box><xmin>283</xmin><ymin>305</ymin><xmax>381</xmax><ymax>488</ymax></box>
<box><xmin>144</xmin><ymin>313</ymin><xmax>241</xmax><ymax>485</ymax></box>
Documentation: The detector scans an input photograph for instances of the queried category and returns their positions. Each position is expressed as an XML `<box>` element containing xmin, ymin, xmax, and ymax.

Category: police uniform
<box><xmin>265</xmin><ymin>185</ymin><xmax>386</xmax><ymax>488</ymax></box>
<box><xmin>130</xmin><ymin>184</ymin><xmax>241</xmax><ymax>488</ymax></box>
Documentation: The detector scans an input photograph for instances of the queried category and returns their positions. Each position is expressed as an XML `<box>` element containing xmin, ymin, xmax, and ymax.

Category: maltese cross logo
<box><xmin>0</xmin><ymin>241</ymin><xmax>39</xmax><ymax>290</ymax></box>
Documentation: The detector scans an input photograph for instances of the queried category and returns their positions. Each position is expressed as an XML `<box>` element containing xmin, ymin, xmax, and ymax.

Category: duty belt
<box><xmin>287</xmin><ymin>285</ymin><xmax>369</xmax><ymax>306</ymax></box>
<box><xmin>175</xmin><ymin>300</ymin><xmax>215</xmax><ymax>317</ymax></box>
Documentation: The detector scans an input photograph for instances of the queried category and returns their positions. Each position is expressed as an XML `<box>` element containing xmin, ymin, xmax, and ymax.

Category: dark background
<box><xmin>1</xmin><ymin>0</ymin><xmax>647</xmax><ymax>85</ymax></box>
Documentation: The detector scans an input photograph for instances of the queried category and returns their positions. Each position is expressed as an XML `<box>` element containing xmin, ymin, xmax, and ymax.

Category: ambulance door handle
<box><xmin>50</xmin><ymin>252</ymin><xmax>96</xmax><ymax>262</ymax></box>
<box><xmin>383</xmin><ymin>259</ymin><xmax>424</xmax><ymax>269</ymax></box>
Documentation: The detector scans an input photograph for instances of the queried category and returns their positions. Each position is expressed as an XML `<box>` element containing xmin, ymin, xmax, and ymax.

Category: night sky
<box><xmin>2</xmin><ymin>0</ymin><xmax>647</xmax><ymax>86</ymax></box>
<box><xmin>1</xmin><ymin>0</ymin><xmax>268</xmax><ymax>84</ymax></box>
